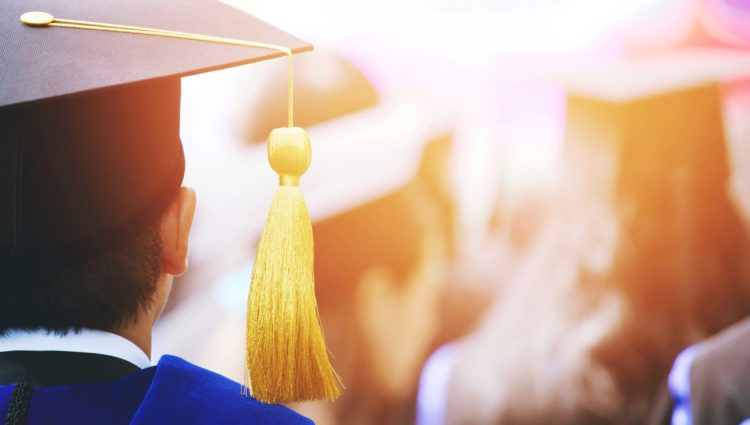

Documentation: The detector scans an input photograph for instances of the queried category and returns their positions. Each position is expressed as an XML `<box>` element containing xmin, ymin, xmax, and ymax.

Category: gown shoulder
<box><xmin>131</xmin><ymin>355</ymin><xmax>314</xmax><ymax>425</ymax></box>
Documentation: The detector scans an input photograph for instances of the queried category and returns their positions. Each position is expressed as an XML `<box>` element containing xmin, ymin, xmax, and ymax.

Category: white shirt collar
<box><xmin>0</xmin><ymin>328</ymin><xmax>152</xmax><ymax>369</ymax></box>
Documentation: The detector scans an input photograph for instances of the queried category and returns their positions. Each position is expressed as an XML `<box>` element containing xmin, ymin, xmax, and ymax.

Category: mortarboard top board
<box><xmin>561</xmin><ymin>50</ymin><xmax>745</xmax><ymax>195</ymax></box>
<box><xmin>0</xmin><ymin>0</ymin><xmax>311</xmax><ymax>110</ymax></box>
<box><xmin>0</xmin><ymin>0</ymin><xmax>311</xmax><ymax>274</ymax></box>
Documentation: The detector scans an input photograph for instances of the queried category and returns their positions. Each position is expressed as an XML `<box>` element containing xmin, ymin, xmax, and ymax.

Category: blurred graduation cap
<box><xmin>0</xmin><ymin>0</ymin><xmax>311</xmax><ymax>270</ymax></box>
<box><xmin>561</xmin><ymin>49</ymin><xmax>750</xmax><ymax>195</ymax></box>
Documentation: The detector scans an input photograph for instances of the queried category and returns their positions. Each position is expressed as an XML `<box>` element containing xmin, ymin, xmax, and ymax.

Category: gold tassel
<box><xmin>247</xmin><ymin>127</ymin><xmax>342</xmax><ymax>403</ymax></box>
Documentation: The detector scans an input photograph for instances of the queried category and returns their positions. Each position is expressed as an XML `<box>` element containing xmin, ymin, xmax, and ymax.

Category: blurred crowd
<box><xmin>153</xmin><ymin>1</ymin><xmax>750</xmax><ymax>424</ymax></box>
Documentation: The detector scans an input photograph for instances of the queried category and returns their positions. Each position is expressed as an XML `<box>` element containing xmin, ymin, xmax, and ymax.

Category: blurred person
<box><xmin>437</xmin><ymin>195</ymin><xmax>623</xmax><ymax>425</ymax></box>
<box><xmin>427</xmin><ymin>73</ymin><xmax>750</xmax><ymax>425</ymax></box>
<box><xmin>593</xmin><ymin>83</ymin><xmax>750</xmax><ymax>424</ymax></box>
<box><xmin>413</xmin><ymin>133</ymin><xmax>496</xmax><ymax>351</ymax></box>
<box><xmin>647</xmin><ymin>78</ymin><xmax>750</xmax><ymax>425</ymax></box>
<box><xmin>0</xmin><ymin>1</ymin><xmax>317</xmax><ymax>423</ymax></box>
<box><xmin>298</xmin><ymin>183</ymin><xmax>447</xmax><ymax>425</ymax></box>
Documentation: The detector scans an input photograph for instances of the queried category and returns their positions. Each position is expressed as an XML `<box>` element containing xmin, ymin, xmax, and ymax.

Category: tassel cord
<box><xmin>22</xmin><ymin>13</ymin><xmax>295</xmax><ymax>127</ymax></box>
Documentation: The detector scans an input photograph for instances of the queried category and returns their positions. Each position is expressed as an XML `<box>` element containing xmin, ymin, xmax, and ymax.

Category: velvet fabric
<box><xmin>0</xmin><ymin>355</ymin><xmax>313</xmax><ymax>424</ymax></box>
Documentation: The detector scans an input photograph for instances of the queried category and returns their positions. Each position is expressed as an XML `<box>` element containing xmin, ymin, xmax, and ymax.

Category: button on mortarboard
<box><xmin>19</xmin><ymin>11</ymin><xmax>53</xmax><ymax>26</ymax></box>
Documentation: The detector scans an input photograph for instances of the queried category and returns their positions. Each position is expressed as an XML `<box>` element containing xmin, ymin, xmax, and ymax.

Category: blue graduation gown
<box><xmin>0</xmin><ymin>355</ymin><xmax>312</xmax><ymax>425</ymax></box>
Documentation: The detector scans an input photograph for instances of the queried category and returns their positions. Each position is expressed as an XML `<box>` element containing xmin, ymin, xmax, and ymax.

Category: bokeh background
<box><xmin>152</xmin><ymin>0</ymin><xmax>750</xmax><ymax>424</ymax></box>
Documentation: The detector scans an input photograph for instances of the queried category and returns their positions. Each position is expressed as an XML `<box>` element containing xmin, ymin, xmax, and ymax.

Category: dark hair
<box><xmin>0</xmin><ymin>221</ymin><xmax>162</xmax><ymax>335</ymax></box>
<box><xmin>313</xmin><ymin>188</ymin><xmax>425</xmax><ymax>308</ymax></box>
<box><xmin>592</xmin><ymin>88</ymin><xmax>750</xmax><ymax>421</ymax></box>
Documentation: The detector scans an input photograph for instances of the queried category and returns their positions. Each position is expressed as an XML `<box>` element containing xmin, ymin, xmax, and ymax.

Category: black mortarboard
<box><xmin>0</xmin><ymin>0</ymin><xmax>311</xmax><ymax>272</ymax></box>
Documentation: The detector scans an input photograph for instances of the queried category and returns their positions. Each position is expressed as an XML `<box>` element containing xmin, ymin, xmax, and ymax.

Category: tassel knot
<box><xmin>268</xmin><ymin>127</ymin><xmax>311</xmax><ymax>181</ymax></box>
<box><xmin>247</xmin><ymin>126</ymin><xmax>342</xmax><ymax>404</ymax></box>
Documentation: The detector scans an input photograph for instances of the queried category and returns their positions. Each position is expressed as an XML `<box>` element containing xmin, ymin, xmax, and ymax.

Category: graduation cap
<box><xmin>0</xmin><ymin>0</ymin><xmax>339</xmax><ymax>404</ymax></box>
<box><xmin>561</xmin><ymin>50</ymin><xmax>750</xmax><ymax>195</ymax></box>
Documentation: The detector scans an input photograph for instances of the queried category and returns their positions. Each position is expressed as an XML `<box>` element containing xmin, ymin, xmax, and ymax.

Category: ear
<box><xmin>160</xmin><ymin>187</ymin><xmax>197</xmax><ymax>276</ymax></box>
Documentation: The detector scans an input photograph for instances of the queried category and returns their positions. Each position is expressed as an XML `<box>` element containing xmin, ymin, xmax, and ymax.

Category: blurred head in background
<box><xmin>313</xmin><ymin>185</ymin><xmax>447</xmax><ymax>425</ymax></box>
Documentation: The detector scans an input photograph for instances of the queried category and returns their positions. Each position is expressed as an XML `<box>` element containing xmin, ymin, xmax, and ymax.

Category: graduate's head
<box><xmin>0</xmin><ymin>187</ymin><xmax>197</xmax><ymax>335</ymax></box>
<box><xmin>0</xmin><ymin>1</ymin><xmax>312</xmax><ymax>337</ymax></box>
<box><xmin>0</xmin><ymin>78</ymin><xmax>197</xmax><ymax>335</ymax></box>
<box><xmin>313</xmin><ymin>185</ymin><xmax>446</xmax><ymax>401</ymax></box>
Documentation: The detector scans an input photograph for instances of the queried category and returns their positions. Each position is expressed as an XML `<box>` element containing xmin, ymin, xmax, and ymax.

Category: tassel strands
<box><xmin>247</xmin><ymin>127</ymin><xmax>342</xmax><ymax>403</ymax></box>
<box><xmin>247</xmin><ymin>45</ymin><xmax>342</xmax><ymax>403</ymax></box>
